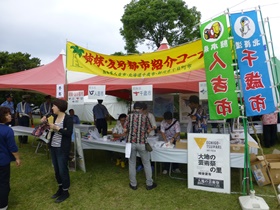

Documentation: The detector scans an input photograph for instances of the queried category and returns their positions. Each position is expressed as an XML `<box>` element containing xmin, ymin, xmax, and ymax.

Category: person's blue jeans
<box><xmin>50</xmin><ymin>147</ymin><xmax>70</xmax><ymax>190</ymax></box>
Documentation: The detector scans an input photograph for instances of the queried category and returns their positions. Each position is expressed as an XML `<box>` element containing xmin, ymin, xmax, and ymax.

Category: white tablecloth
<box><xmin>150</xmin><ymin>148</ymin><xmax>245</xmax><ymax>168</ymax></box>
<box><xmin>81</xmin><ymin>135</ymin><xmax>254</xmax><ymax>169</ymax></box>
<box><xmin>82</xmin><ymin>138</ymin><xmax>126</xmax><ymax>153</ymax></box>
<box><xmin>12</xmin><ymin>126</ymin><xmax>34</xmax><ymax>136</ymax></box>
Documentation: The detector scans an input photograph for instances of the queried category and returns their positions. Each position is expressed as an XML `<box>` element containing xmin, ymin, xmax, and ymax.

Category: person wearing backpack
<box><xmin>160</xmin><ymin>111</ymin><xmax>181</xmax><ymax>174</ymax></box>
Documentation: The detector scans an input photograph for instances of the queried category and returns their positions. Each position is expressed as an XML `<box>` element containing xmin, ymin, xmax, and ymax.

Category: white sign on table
<box><xmin>68</xmin><ymin>90</ymin><xmax>84</xmax><ymax>104</ymax></box>
<box><xmin>188</xmin><ymin>133</ymin><xmax>230</xmax><ymax>194</ymax></box>
<box><xmin>88</xmin><ymin>85</ymin><xmax>105</xmax><ymax>99</ymax></box>
<box><xmin>132</xmin><ymin>85</ymin><xmax>153</xmax><ymax>101</ymax></box>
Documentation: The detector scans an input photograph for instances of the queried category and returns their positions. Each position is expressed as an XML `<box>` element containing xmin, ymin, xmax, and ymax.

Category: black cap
<box><xmin>5</xmin><ymin>93</ymin><xmax>13</xmax><ymax>98</ymax></box>
<box><xmin>133</xmin><ymin>102</ymin><xmax>143</xmax><ymax>109</ymax></box>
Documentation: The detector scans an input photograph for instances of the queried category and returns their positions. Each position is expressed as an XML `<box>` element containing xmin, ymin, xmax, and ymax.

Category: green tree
<box><xmin>0</xmin><ymin>51</ymin><xmax>42</xmax><ymax>105</ymax></box>
<box><xmin>0</xmin><ymin>51</ymin><xmax>41</xmax><ymax>75</ymax></box>
<box><xmin>111</xmin><ymin>52</ymin><xmax>126</xmax><ymax>56</ymax></box>
<box><xmin>120</xmin><ymin>0</ymin><xmax>201</xmax><ymax>53</ymax></box>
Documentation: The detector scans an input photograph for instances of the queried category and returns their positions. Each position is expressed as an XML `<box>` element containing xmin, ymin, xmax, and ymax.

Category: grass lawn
<box><xmin>8</xmin><ymin>119</ymin><xmax>280</xmax><ymax>209</ymax></box>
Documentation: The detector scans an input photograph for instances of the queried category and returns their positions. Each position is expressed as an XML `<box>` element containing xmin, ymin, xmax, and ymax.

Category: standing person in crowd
<box><xmin>16</xmin><ymin>95</ymin><xmax>33</xmax><ymax>144</ymax></box>
<box><xmin>262</xmin><ymin>112</ymin><xmax>278</xmax><ymax>148</ymax></box>
<box><xmin>136</xmin><ymin>103</ymin><xmax>157</xmax><ymax>172</ymax></box>
<box><xmin>92</xmin><ymin>99</ymin><xmax>109</xmax><ymax>136</ymax></box>
<box><xmin>142</xmin><ymin>103</ymin><xmax>157</xmax><ymax>136</ymax></box>
<box><xmin>112</xmin><ymin>113</ymin><xmax>127</xmax><ymax>168</ymax></box>
<box><xmin>124</xmin><ymin>102</ymin><xmax>157</xmax><ymax>190</ymax></box>
<box><xmin>188</xmin><ymin>95</ymin><xmax>207</xmax><ymax>133</ymax></box>
<box><xmin>41</xmin><ymin>98</ymin><xmax>73</xmax><ymax>203</ymax></box>
<box><xmin>160</xmin><ymin>111</ymin><xmax>181</xmax><ymax>174</ymax></box>
<box><xmin>1</xmin><ymin>93</ymin><xmax>15</xmax><ymax>126</ymax></box>
<box><xmin>184</xmin><ymin>95</ymin><xmax>199</xmax><ymax>133</ymax></box>
<box><xmin>0</xmin><ymin>107</ymin><xmax>21</xmax><ymax>210</ymax></box>
<box><xmin>69</xmin><ymin>109</ymin><xmax>80</xmax><ymax>124</ymax></box>
<box><xmin>40</xmin><ymin>95</ymin><xmax>53</xmax><ymax>118</ymax></box>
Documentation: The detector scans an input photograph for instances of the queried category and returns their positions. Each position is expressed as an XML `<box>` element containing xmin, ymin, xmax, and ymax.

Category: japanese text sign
<box><xmin>230</xmin><ymin>10</ymin><xmax>276</xmax><ymax>116</ymax></box>
<box><xmin>132</xmin><ymin>85</ymin><xmax>153</xmax><ymax>101</ymax></box>
<box><xmin>88</xmin><ymin>85</ymin><xmax>105</xmax><ymax>100</ymax></box>
<box><xmin>56</xmin><ymin>84</ymin><xmax>64</xmax><ymax>98</ymax></box>
<box><xmin>200</xmin><ymin>14</ymin><xmax>239</xmax><ymax>120</ymax></box>
<box><xmin>66</xmin><ymin>40</ymin><xmax>204</xmax><ymax>78</ymax></box>
<box><xmin>68</xmin><ymin>90</ymin><xmax>84</xmax><ymax>104</ymax></box>
<box><xmin>188</xmin><ymin>133</ymin><xmax>230</xmax><ymax>194</ymax></box>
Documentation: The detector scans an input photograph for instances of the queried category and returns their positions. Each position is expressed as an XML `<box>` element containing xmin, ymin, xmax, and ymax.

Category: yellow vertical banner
<box><xmin>66</xmin><ymin>40</ymin><xmax>204</xmax><ymax>78</ymax></box>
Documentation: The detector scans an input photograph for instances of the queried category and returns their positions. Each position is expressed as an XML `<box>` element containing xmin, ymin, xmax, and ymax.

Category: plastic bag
<box><xmin>32</xmin><ymin>122</ymin><xmax>50</xmax><ymax>137</ymax></box>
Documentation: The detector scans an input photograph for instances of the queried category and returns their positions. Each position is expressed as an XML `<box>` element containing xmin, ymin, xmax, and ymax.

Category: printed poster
<box><xmin>188</xmin><ymin>133</ymin><xmax>230</xmax><ymax>194</ymax></box>
<box><xmin>153</xmin><ymin>94</ymin><xmax>174</xmax><ymax>118</ymax></box>
<box><xmin>68</xmin><ymin>90</ymin><xmax>84</xmax><ymax>104</ymax></box>
<box><xmin>199</xmin><ymin>82</ymin><xmax>208</xmax><ymax>100</ymax></box>
<box><xmin>132</xmin><ymin>85</ymin><xmax>153</xmax><ymax>101</ymax></box>
<box><xmin>88</xmin><ymin>85</ymin><xmax>106</xmax><ymax>100</ymax></box>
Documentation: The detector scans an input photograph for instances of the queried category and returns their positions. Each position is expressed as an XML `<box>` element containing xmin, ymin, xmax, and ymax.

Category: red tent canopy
<box><xmin>68</xmin><ymin>69</ymin><xmax>206</xmax><ymax>100</ymax></box>
<box><xmin>0</xmin><ymin>54</ymin><xmax>66</xmax><ymax>96</ymax></box>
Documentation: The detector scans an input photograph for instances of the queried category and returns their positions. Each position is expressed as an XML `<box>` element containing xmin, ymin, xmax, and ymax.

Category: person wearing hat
<box><xmin>39</xmin><ymin>95</ymin><xmax>53</xmax><ymax>118</ymax></box>
<box><xmin>1</xmin><ymin>93</ymin><xmax>15</xmax><ymax>126</ymax></box>
<box><xmin>92</xmin><ymin>99</ymin><xmax>109</xmax><ymax>136</ymax></box>
<box><xmin>40</xmin><ymin>98</ymin><xmax>73</xmax><ymax>203</ymax></box>
<box><xmin>16</xmin><ymin>95</ymin><xmax>33</xmax><ymax>144</ymax></box>
<box><xmin>124</xmin><ymin>102</ymin><xmax>157</xmax><ymax>191</ymax></box>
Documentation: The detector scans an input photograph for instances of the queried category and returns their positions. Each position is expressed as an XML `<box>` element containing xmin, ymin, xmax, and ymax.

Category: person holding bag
<box><xmin>41</xmin><ymin>99</ymin><xmax>73</xmax><ymax>203</ymax></box>
<box><xmin>124</xmin><ymin>102</ymin><xmax>157</xmax><ymax>191</ymax></box>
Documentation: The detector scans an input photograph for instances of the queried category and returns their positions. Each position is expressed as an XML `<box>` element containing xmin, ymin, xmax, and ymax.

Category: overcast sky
<box><xmin>0</xmin><ymin>0</ymin><xmax>279</xmax><ymax>65</ymax></box>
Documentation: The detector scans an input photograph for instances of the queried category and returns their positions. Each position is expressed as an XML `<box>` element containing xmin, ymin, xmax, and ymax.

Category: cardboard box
<box><xmin>264</xmin><ymin>154</ymin><xmax>280</xmax><ymax>184</ymax></box>
<box><xmin>230</xmin><ymin>141</ymin><xmax>259</xmax><ymax>153</ymax></box>
<box><xmin>265</xmin><ymin>154</ymin><xmax>280</xmax><ymax>162</ymax></box>
<box><xmin>269</xmin><ymin>162</ymin><xmax>280</xmax><ymax>184</ymax></box>
<box><xmin>250</xmin><ymin>154</ymin><xmax>271</xmax><ymax>186</ymax></box>
<box><xmin>230</xmin><ymin>144</ymin><xmax>244</xmax><ymax>153</ymax></box>
<box><xmin>176</xmin><ymin>139</ymin><xmax>187</xmax><ymax>149</ymax></box>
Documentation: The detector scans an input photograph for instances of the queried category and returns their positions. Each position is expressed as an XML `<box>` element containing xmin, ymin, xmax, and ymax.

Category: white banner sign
<box><xmin>132</xmin><ymin>85</ymin><xmax>153</xmax><ymax>101</ymax></box>
<box><xmin>188</xmin><ymin>133</ymin><xmax>230</xmax><ymax>194</ymax></box>
<box><xmin>88</xmin><ymin>85</ymin><xmax>106</xmax><ymax>99</ymax></box>
<box><xmin>199</xmin><ymin>82</ymin><xmax>208</xmax><ymax>100</ymax></box>
<box><xmin>56</xmin><ymin>84</ymin><xmax>64</xmax><ymax>98</ymax></box>
<box><xmin>68</xmin><ymin>90</ymin><xmax>84</xmax><ymax>104</ymax></box>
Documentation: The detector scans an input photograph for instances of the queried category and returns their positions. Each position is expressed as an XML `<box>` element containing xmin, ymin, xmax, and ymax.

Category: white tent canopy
<box><xmin>68</xmin><ymin>95</ymin><xmax>128</xmax><ymax>122</ymax></box>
